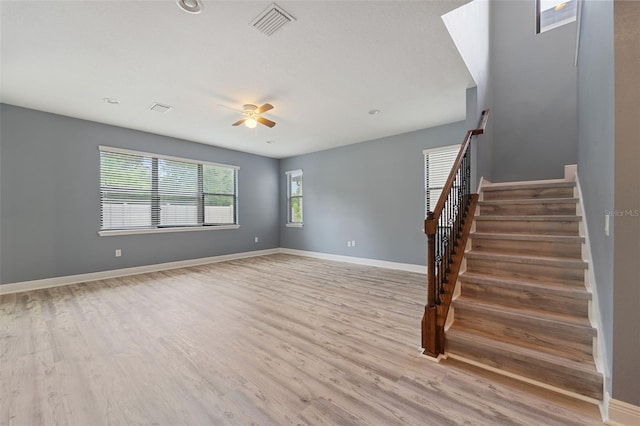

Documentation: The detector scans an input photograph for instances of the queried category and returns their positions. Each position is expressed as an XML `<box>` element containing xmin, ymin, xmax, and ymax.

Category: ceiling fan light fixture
<box><xmin>177</xmin><ymin>0</ymin><xmax>203</xmax><ymax>14</ymax></box>
<box><xmin>245</xmin><ymin>118</ymin><xmax>258</xmax><ymax>128</ymax></box>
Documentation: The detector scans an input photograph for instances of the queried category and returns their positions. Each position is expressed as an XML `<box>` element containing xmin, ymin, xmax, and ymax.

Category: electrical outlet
<box><xmin>352</xmin><ymin>240</ymin><xmax>356</xmax><ymax>247</ymax></box>
<box><xmin>254</xmin><ymin>237</ymin><xmax>259</xmax><ymax>243</ymax></box>
<box><xmin>115</xmin><ymin>249</ymin><xmax>122</xmax><ymax>257</ymax></box>
<box><xmin>347</xmin><ymin>241</ymin><xmax>351</xmax><ymax>247</ymax></box>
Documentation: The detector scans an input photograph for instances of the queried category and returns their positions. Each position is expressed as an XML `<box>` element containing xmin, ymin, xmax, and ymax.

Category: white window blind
<box><xmin>424</xmin><ymin>145</ymin><xmax>459</xmax><ymax>215</ymax></box>
<box><xmin>99</xmin><ymin>146</ymin><xmax>238</xmax><ymax>232</ymax></box>
<box><xmin>537</xmin><ymin>0</ymin><xmax>578</xmax><ymax>34</ymax></box>
<box><xmin>158</xmin><ymin>158</ymin><xmax>199</xmax><ymax>226</ymax></box>
<box><xmin>286</xmin><ymin>169</ymin><xmax>303</xmax><ymax>224</ymax></box>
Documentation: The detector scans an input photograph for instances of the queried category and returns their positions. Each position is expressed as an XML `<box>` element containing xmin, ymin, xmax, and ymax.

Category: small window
<box><xmin>424</xmin><ymin>145</ymin><xmax>459</xmax><ymax>215</ymax></box>
<box><xmin>100</xmin><ymin>146</ymin><xmax>238</xmax><ymax>234</ymax></box>
<box><xmin>286</xmin><ymin>169</ymin><xmax>303</xmax><ymax>226</ymax></box>
<box><xmin>536</xmin><ymin>0</ymin><xmax>577</xmax><ymax>34</ymax></box>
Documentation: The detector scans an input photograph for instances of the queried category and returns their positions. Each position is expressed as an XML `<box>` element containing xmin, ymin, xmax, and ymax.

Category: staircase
<box><xmin>445</xmin><ymin>179</ymin><xmax>603</xmax><ymax>402</ymax></box>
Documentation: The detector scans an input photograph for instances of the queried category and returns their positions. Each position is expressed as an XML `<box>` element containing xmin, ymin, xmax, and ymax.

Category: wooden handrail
<box><xmin>422</xmin><ymin>109</ymin><xmax>490</xmax><ymax>358</ymax></box>
<box><xmin>432</xmin><ymin>109</ymin><xmax>490</xmax><ymax>219</ymax></box>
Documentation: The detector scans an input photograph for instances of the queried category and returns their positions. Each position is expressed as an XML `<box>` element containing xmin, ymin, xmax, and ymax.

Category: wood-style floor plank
<box><xmin>0</xmin><ymin>254</ymin><xmax>602</xmax><ymax>425</ymax></box>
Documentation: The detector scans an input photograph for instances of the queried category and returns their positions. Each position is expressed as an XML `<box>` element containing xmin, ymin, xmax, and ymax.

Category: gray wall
<box><xmin>279</xmin><ymin>121</ymin><xmax>467</xmax><ymax>266</ymax></box>
<box><xmin>0</xmin><ymin>104</ymin><xmax>280</xmax><ymax>284</ymax></box>
<box><xmin>467</xmin><ymin>85</ymin><xmax>493</xmax><ymax>188</ymax></box>
<box><xmin>612</xmin><ymin>0</ymin><xmax>640</xmax><ymax>407</ymax></box>
<box><xmin>576</xmin><ymin>0</ymin><xmax>615</xmax><ymax>397</ymax></box>
<box><xmin>491</xmin><ymin>0</ymin><xmax>578</xmax><ymax>182</ymax></box>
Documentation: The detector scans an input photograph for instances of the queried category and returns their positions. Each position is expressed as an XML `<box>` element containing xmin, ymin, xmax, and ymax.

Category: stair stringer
<box><xmin>446</xmin><ymin>177</ymin><xmax>488</xmax><ymax>333</ymax></box>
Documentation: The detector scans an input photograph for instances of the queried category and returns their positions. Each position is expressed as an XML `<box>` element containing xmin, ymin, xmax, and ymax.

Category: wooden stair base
<box><xmin>446</xmin><ymin>328</ymin><xmax>603</xmax><ymax>400</ymax></box>
<box><xmin>446</xmin><ymin>178</ymin><xmax>604</xmax><ymax>404</ymax></box>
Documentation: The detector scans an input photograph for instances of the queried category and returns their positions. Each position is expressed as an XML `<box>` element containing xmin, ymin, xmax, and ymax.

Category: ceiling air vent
<box><xmin>149</xmin><ymin>102</ymin><xmax>172</xmax><ymax>113</ymax></box>
<box><xmin>251</xmin><ymin>3</ymin><xmax>295</xmax><ymax>37</ymax></box>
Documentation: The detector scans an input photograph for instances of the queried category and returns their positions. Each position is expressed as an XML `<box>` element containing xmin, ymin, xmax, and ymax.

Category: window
<box><xmin>99</xmin><ymin>146</ymin><xmax>238</xmax><ymax>235</ymax></box>
<box><xmin>536</xmin><ymin>0</ymin><xmax>577</xmax><ymax>34</ymax></box>
<box><xmin>286</xmin><ymin>169</ymin><xmax>303</xmax><ymax>226</ymax></box>
<box><xmin>424</xmin><ymin>145</ymin><xmax>459</xmax><ymax>215</ymax></box>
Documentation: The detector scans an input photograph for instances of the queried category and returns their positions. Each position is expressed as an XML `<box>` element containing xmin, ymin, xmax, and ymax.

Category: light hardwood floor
<box><xmin>1</xmin><ymin>254</ymin><xmax>602</xmax><ymax>425</ymax></box>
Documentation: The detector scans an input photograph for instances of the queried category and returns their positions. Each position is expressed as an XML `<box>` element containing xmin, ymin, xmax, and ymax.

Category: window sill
<box><xmin>99</xmin><ymin>225</ymin><xmax>240</xmax><ymax>236</ymax></box>
<box><xmin>285</xmin><ymin>223</ymin><xmax>303</xmax><ymax>228</ymax></box>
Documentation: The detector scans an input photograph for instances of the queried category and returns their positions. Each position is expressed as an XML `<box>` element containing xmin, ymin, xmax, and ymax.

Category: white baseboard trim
<box><xmin>607</xmin><ymin>399</ymin><xmax>640</xmax><ymax>426</ymax></box>
<box><xmin>565</xmin><ymin>164</ymin><xmax>577</xmax><ymax>181</ymax></box>
<box><xmin>0</xmin><ymin>248</ymin><xmax>426</xmax><ymax>295</ymax></box>
<box><xmin>0</xmin><ymin>248</ymin><xmax>280</xmax><ymax>295</ymax></box>
<box><xmin>574</xmin><ymin>170</ymin><xmax>610</xmax><ymax>410</ymax></box>
<box><xmin>279</xmin><ymin>248</ymin><xmax>426</xmax><ymax>274</ymax></box>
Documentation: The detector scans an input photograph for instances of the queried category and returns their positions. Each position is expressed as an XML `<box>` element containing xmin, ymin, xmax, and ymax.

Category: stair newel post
<box><xmin>422</xmin><ymin>212</ymin><xmax>440</xmax><ymax>357</ymax></box>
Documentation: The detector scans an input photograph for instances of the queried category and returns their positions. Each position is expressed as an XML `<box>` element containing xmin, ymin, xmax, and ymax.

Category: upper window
<box><xmin>99</xmin><ymin>146</ymin><xmax>238</xmax><ymax>235</ymax></box>
<box><xmin>536</xmin><ymin>0</ymin><xmax>577</xmax><ymax>34</ymax></box>
<box><xmin>424</xmin><ymin>145</ymin><xmax>459</xmax><ymax>215</ymax></box>
<box><xmin>286</xmin><ymin>169</ymin><xmax>303</xmax><ymax>226</ymax></box>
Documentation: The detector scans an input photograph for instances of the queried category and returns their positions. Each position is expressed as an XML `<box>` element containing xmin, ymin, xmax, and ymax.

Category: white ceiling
<box><xmin>0</xmin><ymin>0</ymin><xmax>473</xmax><ymax>159</ymax></box>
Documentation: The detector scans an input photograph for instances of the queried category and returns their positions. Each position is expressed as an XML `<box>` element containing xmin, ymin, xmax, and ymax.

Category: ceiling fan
<box><xmin>231</xmin><ymin>103</ymin><xmax>276</xmax><ymax>129</ymax></box>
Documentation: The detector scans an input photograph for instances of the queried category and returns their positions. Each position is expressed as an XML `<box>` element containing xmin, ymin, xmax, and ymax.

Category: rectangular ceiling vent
<box><xmin>149</xmin><ymin>102</ymin><xmax>172</xmax><ymax>113</ymax></box>
<box><xmin>251</xmin><ymin>3</ymin><xmax>295</xmax><ymax>37</ymax></box>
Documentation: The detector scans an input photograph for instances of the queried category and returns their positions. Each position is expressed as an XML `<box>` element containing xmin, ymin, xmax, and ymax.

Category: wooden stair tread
<box><xmin>475</xmin><ymin>215</ymin><xmax>581</xmax><ymax>221</ymax></box>
<box><xmin>482</xmin><ymin>180</ymin><xmax>575</xmax><ymax>191</ymax></box>
<box><xmin>479</xmin><ymin>198</ymin><xmax>578</xmax><ymax>205</ymax></box>
<box><xmin>453</xmin><ymin>296</ymin><xmax>595</xmax><ymax>332</ymax></box>
<box><xmin>446</xmin><ymin>327</ymin><xmax>602</xmax><ymax>384</ymax></box>
<box><xmin>459</xmin><ymin>272</ymin><xmax>592</xmax><ymax>300</ymax></box>
<box><xmin>447</xmin><ymin>322</ymin><xmax>596</xmax><ymax>365</ymax></box>
<box><xmin>466</xmin><ymin>251</ymin><xmax>588</xmax><ymax>269</ymax></box>
<box><xmin>471</xmin><ymin>232</ymin><xmax>585</xmax><ymax>243</ymax></box>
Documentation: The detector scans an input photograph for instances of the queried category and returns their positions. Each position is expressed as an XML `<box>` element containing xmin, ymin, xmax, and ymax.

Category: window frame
<box><xmin>286</xmin><ymin>169</ymin><xmax>303</xmax><ymax>227</ymax></box>
<box><xmin>99</xmin><ymin>146</ymin><xmax>239</xmax><ymax>236</ymax></box>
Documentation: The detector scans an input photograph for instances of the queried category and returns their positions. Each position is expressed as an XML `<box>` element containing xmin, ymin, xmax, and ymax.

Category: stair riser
<box><xmin>460</xmin><ymin>281</ymin><xmax>590</xmax><ymax>317</ymax></box>
<box><xmin>482</xmin><ymin>187</ymin><xmax>574</xmax><ymax>201</ymax></box>
<box><xmin>471</xmin><ymin>238</ymin><xmax>582</xmax><ymax>259</ymax></box>
<box><xmin>479</xmin><ymin>203</ymin><xmax>577</xmax><ymax>216</ymax></box>
<box><xmin>446</xmin><ymin>336</ymin><xmax>603</xmax><ymax>400</ymax></box>
<box><xmin>453</xmin><ymin>307</ymin><xmax>593</xmax><ymax>356</ymax></box>
<box><xmin>475</xmin><ymin>220</ymin><xmax>579</xmax><ymax>236</ymax></box>
<box><xmin>466</xmin><ymin>259</ymin><xmax>585</xmax><ymax>286</ymax></box>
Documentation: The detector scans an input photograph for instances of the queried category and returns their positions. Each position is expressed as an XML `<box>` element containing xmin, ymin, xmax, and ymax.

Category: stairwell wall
<box><xmin>490</xmin><ymin>0</ymin><xmax>578</xmax><ymax>182</ymax></box>
<box><xmin>441</xmin><ymin>0</ymin><xmax>493</xmax><ymax>187</ymax></box>
<box><xmin>576</xmin><ymin>0</ymin><xmax>614</xmax><ymax>399</ymax></box>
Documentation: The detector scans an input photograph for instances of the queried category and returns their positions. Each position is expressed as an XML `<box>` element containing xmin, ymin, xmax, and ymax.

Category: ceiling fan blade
<box><xmin>256</xmin><ymin>103</ymin><xmax>274</xmax><ymax>114</ymax></box>
<box><xmin>257</xmin><ymin>116</ymin><xmax>276</xmax><ymax>128</ymax></box>
<box><xmin>232</xmin><ymin>118</ymin><xmax>248</xmax><ymax>126</ymax></box>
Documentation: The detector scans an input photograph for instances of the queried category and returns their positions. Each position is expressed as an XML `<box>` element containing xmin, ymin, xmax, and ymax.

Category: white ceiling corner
<box><xmin>0</xmin><ymin>0</ymin><xmax>474</xmax><ymax>158</ymax></box>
